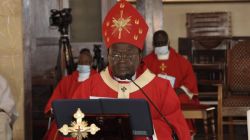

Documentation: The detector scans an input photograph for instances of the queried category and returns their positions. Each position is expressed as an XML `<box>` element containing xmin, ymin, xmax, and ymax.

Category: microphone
<box><xmin>125</xmin><ymin>74</ymin><xmax>179</xmax><ymax>140</ymax></box>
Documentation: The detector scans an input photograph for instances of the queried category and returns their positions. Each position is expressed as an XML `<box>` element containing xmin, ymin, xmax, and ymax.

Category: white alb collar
<box><xmin>114</xmin><ymin>73</ymin><xmax>136</xmax><ymax>82</ymax></box>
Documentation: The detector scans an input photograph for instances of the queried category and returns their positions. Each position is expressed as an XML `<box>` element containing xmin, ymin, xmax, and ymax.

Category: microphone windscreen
<box><xmin>125</xmin><ymin>73</ymin><xmax>135</xmax><ymax>80</ymax></box>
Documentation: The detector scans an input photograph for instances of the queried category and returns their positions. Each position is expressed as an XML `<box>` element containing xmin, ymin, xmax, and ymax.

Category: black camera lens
<box><xmin>49</xmin><ymin>8</ymin><xmax>72</xmax><ymax>34</ymax></box>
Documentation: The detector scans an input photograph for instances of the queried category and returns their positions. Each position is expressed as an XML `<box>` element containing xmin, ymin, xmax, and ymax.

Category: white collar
<box><xmin>114</xmin><ymin>74</ymin><xmax>136</xmax><ymax>82</ymax></box>
<box><xmin>100</xmin><ymin>67</ymin><xmax>155</xmax><ymax>94</ymax></box>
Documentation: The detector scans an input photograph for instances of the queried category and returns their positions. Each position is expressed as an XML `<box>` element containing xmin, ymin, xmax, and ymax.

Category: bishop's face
<box><xmin>108</xmin><ymin>43</ymin><xmax>142</xmax><ymax>79</ymax></box>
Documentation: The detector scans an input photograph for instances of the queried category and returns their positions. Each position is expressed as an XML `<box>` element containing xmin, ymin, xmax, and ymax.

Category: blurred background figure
<box><xmin>144</xmin><ymin>30</ymin><xmax>199</xmax><ymax>104</ymax></box>
<box><xmin>0</xmin><ymin>75</ymin><xmax>18</xmax><ymax>140</ymax></box>
<box><xmin>143</xmin><ymin>30</ymin><xmax>199</xmax><ymax>136</ymax></box>
<box><xmin>43</xmin><ymin>48</ymin><xmax>97</xmax><ymax>140</ymax></box>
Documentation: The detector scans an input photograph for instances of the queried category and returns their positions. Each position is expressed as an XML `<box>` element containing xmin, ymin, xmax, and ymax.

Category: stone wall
<box><xmin>0</xmin><ymin>0</ymin><xmax>24</xmax><ymax>139</ymax></box>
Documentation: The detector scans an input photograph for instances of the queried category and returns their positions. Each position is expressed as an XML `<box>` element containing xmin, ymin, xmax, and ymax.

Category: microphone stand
<box><xmin>127</xmin><ymin>76</ymin><xmax>179</xmax><ymax>140</ymax></box>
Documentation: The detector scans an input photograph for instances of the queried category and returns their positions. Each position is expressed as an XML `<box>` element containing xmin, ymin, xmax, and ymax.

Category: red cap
<box><xmin>102</xmin><ymin>0</ymin><xmax>148</xmax><ymax>50</ymax></box>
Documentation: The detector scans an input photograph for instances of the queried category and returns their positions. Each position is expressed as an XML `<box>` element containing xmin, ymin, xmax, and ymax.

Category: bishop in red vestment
<box><xmin>72</xmin><ymin>64</ymin><xmax>190</xmax><ymax>140</ymax></box>
<box><xmin>57</xmin><ymin>1</ymin><xmax>191</xmax><ymax>140</ymax></box>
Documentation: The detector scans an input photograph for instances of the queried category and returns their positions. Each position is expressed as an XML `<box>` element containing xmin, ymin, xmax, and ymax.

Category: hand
<box><xmin>174</xmin><ymin>88</ymin><xmax>185</xmax><ymax>95</ymax></box>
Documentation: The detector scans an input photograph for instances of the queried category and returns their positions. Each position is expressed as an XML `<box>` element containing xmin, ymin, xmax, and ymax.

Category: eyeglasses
<box><xmin>110</xmin><ymin>54</ymin><xmax>139</xmax><ymax>61</ymax></box>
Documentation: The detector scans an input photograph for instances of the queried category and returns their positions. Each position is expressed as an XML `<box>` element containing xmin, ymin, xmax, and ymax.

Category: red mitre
<box><xmin>102</xmin><ymin>0</ymin><xmax>148</xmax><ymax>50</ymax></box>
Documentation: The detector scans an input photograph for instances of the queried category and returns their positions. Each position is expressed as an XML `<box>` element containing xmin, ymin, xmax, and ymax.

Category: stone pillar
<box><xmin>136</xmin><ymin>0</ymin><xmax>163</xmax><ymax>55</ymax></box>
<box><xmin>23</xmin><ymin>0</ymin><xmax>32</xmax><ymax>139</ymax></box>
<box><xmin>0</xmin><ymin>0</ymin><xmax>25</xmax><ymax>139</ymax></box>
<box><xmin>101</xmin><ymin>0</ymin><xmax>117</xmax><ymax>22</ymax></box>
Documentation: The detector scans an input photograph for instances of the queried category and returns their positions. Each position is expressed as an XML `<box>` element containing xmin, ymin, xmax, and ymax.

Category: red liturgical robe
<box><xmin>43</xmin><ymin>70</ymin><xmax>97</xmax><ymax>140</ymax></box>
<box><xmin>65</xmin><ymin>65</ymin><xmax>191</xmax><ymax>140</ymax></box>
<box><xmin>143</xmin><ymin>48</ymin><xmax>198</xmax><ymax>104</ymax></box>
<box><xmin>44</xmin><ymin>70</ymin><xmax>97</xmax><ymax>114</ymax></box>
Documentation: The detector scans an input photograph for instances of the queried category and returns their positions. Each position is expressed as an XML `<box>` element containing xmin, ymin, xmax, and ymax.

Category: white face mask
<box><xmin>154</xmin><ymin>45</ymin><xmax>169</xmax><ymax>55</ymax></box>
<box><xmin>77</xmin><ymin>65</ymin><xmax>90</xmax><ymax>73</ymax></box>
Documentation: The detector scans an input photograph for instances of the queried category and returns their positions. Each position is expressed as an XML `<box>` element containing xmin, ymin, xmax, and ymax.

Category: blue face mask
<box><xmin>154</xmin><ymin>45</ymin><xmax>169</xmax><ymax>55</ymax></box>
<box><xmin>77</xmin><ymin>65</ymin><xmax>90</xmax><ymax>73</ymax></box>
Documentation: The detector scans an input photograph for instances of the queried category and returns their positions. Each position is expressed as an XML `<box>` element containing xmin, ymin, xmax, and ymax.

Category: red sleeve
<box><xmin>180</xmin><ymin>57</ymin><xmax>198</xmax><ymax>94</ymax></box>
<box><xmin>72</xmin><ymin>79</ymin><xmax>92</xmax><ymax>99</ymax></box>
<box><xmin>90</xmin><ymin>69</ymin><xmax>98</xmax><ymax>76</ymax></box>
<box><xmin>44</xmin><ymin>78</ymin><xmax>68</xmax><ymax>114</ymax></box>
<box><xmin>143</xmin><ymin>53</ymin><xmax>158</xmax><ymax>74</ymax></box>
<box><xmin>154</xmin><ymin>80</ymin><xmax>191</xmax><ymax>140</ymax></box>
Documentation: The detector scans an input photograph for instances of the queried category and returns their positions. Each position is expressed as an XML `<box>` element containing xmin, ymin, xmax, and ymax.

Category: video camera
<box><xmin>50</xmin><ymin>8</ymin><xmax>75</xmax><ymax>82</ymax></box>
<box><xmin>50</xmin><ymin>8</ymin><xmax>72</xmax><ymax>34</ymax></box>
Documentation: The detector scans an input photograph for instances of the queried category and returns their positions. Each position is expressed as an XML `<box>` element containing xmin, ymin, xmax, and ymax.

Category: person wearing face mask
<box><xmin>143</xmin><ymin>30</ymin><xmax>199</xmax><ymax>135</ymax></box>
<box><xmin>43</xmin><ymin>48</ymin><xmax>97</xmax><ymax>140</ymax></box>
<box><xmin>77</xmin><ymin>49</ymin><xmax>95</xmax><ymax>82</ymax></box>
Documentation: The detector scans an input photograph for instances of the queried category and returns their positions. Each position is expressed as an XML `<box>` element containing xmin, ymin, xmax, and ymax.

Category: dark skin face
<box><xmin>154</xmin><ymin>36</ymin><xmax>167</xmax><ymax>48</ymax></box>
<box><xmin>78</xmin><ymin>52</ymin><xmax>92</xmax><ymax>65</ymax></box>
<box><xmin>108</xmin><ymin>43</ymin><xmax>142</xmax><ymax>79</ymax></box>
<box><xmin>153</xmin><ymin>31</ymin><xmax>169</xmax><ymax>48</ymax></box>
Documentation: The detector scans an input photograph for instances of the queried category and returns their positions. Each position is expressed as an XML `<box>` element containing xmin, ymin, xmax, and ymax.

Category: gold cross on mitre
<box><xmin>111</xmin><ymin>9</ymin><xmax>132</xmax><ymax>39</ymax></box>
<box><xmin>58</xmin><ymin>108</ymin><xmax>100</xmax><ymax>140</ymax></box>
<box><xmin>160</xmin><ymin>63</ymin><xmax>167</xmax><ymax>72</ymax></box>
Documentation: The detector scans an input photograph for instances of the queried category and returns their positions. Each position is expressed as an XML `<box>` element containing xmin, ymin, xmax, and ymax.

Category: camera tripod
<box><xmin>54</xmin><ymin>26</ymin><xmax>75</xmax><ymax>83</ymax></box>
<box><xmin>55</xmin><ymin>33</ymin><xmax>75</xmax><ymax>82</ymax></box>
<box><xmin>49</xmin><ymin>8</ymin><xmax>75</xmax><ymax>82</ymax></box>
<box><xmin>93</xmin><ymin>44</ymin><xmax>105</xmax><ymax>72</ymax></box>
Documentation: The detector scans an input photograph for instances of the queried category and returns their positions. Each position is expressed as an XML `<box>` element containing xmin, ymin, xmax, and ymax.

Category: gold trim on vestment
<box><xmin>100</xmin><ymin>67</ymin><xmax>155</xmax><ymax>98</ymax></box>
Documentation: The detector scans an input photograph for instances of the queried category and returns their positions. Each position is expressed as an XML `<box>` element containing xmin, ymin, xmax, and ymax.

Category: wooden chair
<box><xmin>182</xmin><ymin>104</ymin><xmax>216</xmax><ymax>139</ymax></box>
<box><xmin>217</xmin><ymin>41</ymin><xmax>250</xmax><ymax>140</ymax></box>
<box><xmin>247</xmin><ymin>110</ymin><xmax>250</xmax><ymax>140</ymax></box>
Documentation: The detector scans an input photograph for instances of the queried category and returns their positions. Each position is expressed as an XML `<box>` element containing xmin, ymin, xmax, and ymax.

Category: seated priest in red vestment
<box><xmin>143</xmin><ymin>30</ymin><xmax>199</xmax><ymax>134</ymax></box>
<box><xmin>43</xmin><ymin>48</ymin><xmax>97</xmax><ymax>140</ymax></box>
<box><xmin>69</xmin><ymin>1</ymin><xmax>190</xmax><ymax>140</ymax></box>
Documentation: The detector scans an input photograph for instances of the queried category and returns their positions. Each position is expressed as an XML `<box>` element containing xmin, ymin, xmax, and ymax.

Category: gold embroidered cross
<box><xmin>111</xmin><ymin>10</ymin><xmax>132</xmax><ymax>39</ymax></box>
<box><xmin>121</xmin><ymin>87</ymin><xmax>127</xmax><ymax>92</ymax></box>
<box><xmin>58</xmin><ymin>108</ymin><xmax>100</xmax><ymax>140</ymax></box>
<box><xmin>160</xmin><ymin>63</ymin><xmax>167</xmax><ymax>72</ymax></box>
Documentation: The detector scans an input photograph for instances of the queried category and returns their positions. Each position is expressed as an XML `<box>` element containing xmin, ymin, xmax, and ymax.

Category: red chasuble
<box><xmin>143</xmin><ymin>47</ymin><xmax>199</xmax><ymax>104</ymax></box>
<box><xmin>143</xmin><ymin>48</ymin><xmax>200</xmax><ymax>135</ymax></box>
<box><xmin>64</xmin><ymin>65</ymin><xmax>191</xmax><ymax>140</ymax></box>
<box><xmin>44</xmin><ymin>70</ymin><xmax>97</xmax><ymax>114</ymax></box>
<box><xmin>43</xmin><ymin>70</ymin><xmax>97</xmax><ymax>140</ymax></box>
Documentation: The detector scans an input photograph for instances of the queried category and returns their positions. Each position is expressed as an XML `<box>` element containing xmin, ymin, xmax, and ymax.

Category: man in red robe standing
<box><xmin>143</xmin><ymin>30</ymin><xmax>199</xmax><ymax>135</ymax></box>
<box><xmin>69</xmin><ymin>1</ymin><xmax>191</xmax><ymax>140</ymax></box>
<box><xmin>43</xmin><ymin>48</ymin><xmax>97</xmax><ymax>140</ymax></box>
